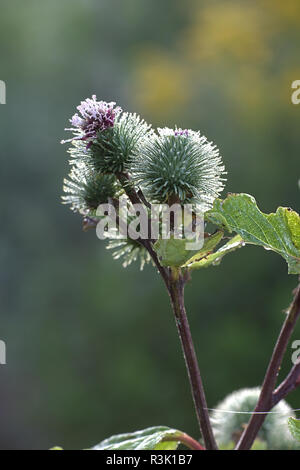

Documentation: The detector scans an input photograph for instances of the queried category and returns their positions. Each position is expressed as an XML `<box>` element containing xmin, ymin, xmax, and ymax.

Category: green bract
<box><xmin>89</xmin><ymin>112</ymin><xmax>152</xmax><ymax>174</ymax></box>
<box><xmin>131</xmin><ymin>127</ymin><xmax>226</xmax><ymax>209</ymax></box>
<box><xmin>62</xmin><ymin>162</ymin><xmax>118</xmax><ymax>214</ymax></box>
<box><xmin>106</xmin><ymin>237</ymin><xmax>153</xmax><ymax>270</ymax></box>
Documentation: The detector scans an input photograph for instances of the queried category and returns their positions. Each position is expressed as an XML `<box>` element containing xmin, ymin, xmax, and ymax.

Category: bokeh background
<box><xmin>0</xmin><ymin>0</ymin><xmax>299</xmax><ymax>449</ymax></box>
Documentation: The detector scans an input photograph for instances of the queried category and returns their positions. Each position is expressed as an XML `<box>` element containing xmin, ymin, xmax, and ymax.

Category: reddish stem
<box><xmin>163</xmin><ymin>432</ymin><xmax>205</xmax><ymax>451</ymax></box>
<box><xmin>236</xmin><ymin>282</ymin><xmax>300</xmax><ymax>450</ymax></box>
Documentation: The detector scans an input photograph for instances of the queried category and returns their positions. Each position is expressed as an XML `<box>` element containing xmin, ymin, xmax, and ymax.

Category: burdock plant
<box><xmin>59</xmin><ymin>96</ymin><xmax>300</xmax><ymax>451</ymax></box>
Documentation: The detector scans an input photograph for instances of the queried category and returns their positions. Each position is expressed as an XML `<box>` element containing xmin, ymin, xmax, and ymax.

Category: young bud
<box><xmin>62</xmin><ymin>162</ymin><xmax>117</xmax><ymax>214</ymax></box>
<box><xmin>211</xmin><ymin>387</ymin><xmax>300</xmax><ymax>450</ymax></box>
<box><xmin>106</xmin><ymin>237</ymin><xmax>153</xmax><ymax>270</ymax></box>
<box><xmin>89</xmin><ymin>112</ymin><xmax>152</xmax><ymax>173</ymax></box>
<box><xmin>131</xmin><ymin>127</ymin><xmax>226</xmax><ymax>210</ymax></box>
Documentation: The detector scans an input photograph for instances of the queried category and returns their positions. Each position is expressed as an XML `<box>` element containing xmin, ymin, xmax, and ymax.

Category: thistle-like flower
<box><xmin>61</xmin><ymin>95</ymin><xmax>121</xmax><ymax>145</ymax></box>
<box><xmin>62</xmin><ymin>162</ymin><xmax>118</xmax><ymax>214</ymax></box>
<box><xmin>88</xmin><ymin>112</ymin><xmax>152</xmax><ymax>173</ymax></box>
<box><xmin>62</xmin><ymin>96</ymin><xmax>152</xmax><ymax>174</ymax></box>
<box><xmin>131</xmin><ymin>127</ymin><xmax>226</xmax><ymax>210</ymax></box>
<box><xmin>61</xmin><ymin>100</ymin><xmax>226</xmax><ymax>271</ymax></box>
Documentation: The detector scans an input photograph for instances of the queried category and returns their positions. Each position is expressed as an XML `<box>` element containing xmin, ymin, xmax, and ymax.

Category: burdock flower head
<box><xmin>62</xmin><ymin>95</ymin><xmax>122</xmax><ymax>145</ymax></box>
<box><xmin>62</xmin><ymin>162</ymin><xmax>118</xmax><ymax>215</ymax></box>
<box><xmin>61</xmin><ymin>98</ymin><xmax>226</xmax><ymax>269</ymax></box>
<box><xmin>62</xmin><ymin>96</ymin><xmax>152</xmax><ymax>174</ymax></box>
<box><xmin>131</xmin><ymin>126</ymin><xmax>226</xmax><ymax>210</ymax></box>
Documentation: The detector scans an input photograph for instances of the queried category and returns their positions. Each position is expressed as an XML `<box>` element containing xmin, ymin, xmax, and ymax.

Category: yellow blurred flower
<box><xmin>132</xmin><ymin>0</ymin><xmax>300</xmax><ymax>123</ymax></box>
<box><xmin>263</xmin><ymin>0</ymin><xmax>300</xmax><ymax>27</ymax></box>
<box><xmin>134</xmin><ymin>48</ymin><xmax>189</xmax><ymax>120</ymax></box>
<box><xmin>181</xmin><ymin>2</ymin><xmax>271</xmax><ymax>64</ymax></box>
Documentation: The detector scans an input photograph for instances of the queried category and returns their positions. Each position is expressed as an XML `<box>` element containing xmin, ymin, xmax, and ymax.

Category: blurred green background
<box><xmin>0</xmin><ymin>0</ymin><xmax>299</xmax><ymax>449</ymax></box>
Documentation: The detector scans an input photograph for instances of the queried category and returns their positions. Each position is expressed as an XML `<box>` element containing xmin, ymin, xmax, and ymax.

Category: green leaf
<box><xmin>182</xmin><ymin>231</ymin><xmax>224</xmax><ymax>267</ymax></box>
<box><xmin>50</xmin><ymin>427</ymin><xmax>202</xmax><ymax>451</ymax></box>
<box><xmin>288</xmin><ymin>417</ymin><xmax>300</xmax><ymax>442</ymax></box>
<box><xmin>206</xmin><ymin>193</ymin><xmax>300</xmax><ymax>274</ymax></box>
<box><xmin>153</xmin><ymin>237</ymin><xmax>198</xmax><ymax>267</ymax></box>
<box><xmin>187</xmin><ymin>235</ymin><xmax>244</xmax><ymax>270</ymax></box>
<box><xmin>154</xmin><ymin>232</ymin><xmax>223</xmax><ymax>267</ymax></box>
<box><xmin>91</xmin><ymin>426</ymin><xmax>183</xmax><ymax>450</ymax></box>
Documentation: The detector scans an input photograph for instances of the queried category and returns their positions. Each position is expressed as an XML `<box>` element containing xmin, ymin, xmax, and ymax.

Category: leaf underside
<box><xmin>186</xmin><ymin>234</ymin><xmax>244</xmax><ymax>270</ymax></box>
<box><xmin>91</xmin><ymin>426</ymin><xmax>183</xmax><ymax>450</ymax></box>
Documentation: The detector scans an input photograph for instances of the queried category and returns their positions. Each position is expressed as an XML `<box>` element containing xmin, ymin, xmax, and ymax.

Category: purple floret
<box><xmin>174</xmin><ymin>128</ymin><xmax>189</xmax><ymax>137</ymax></box>
<box><xmin>62</xmin><ymin>95</ymin><xmax>121</xmax><ymax>144</ymax></box>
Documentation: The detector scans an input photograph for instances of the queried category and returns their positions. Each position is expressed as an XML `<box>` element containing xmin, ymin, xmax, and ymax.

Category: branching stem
<box><xmin>236</xmin><ymin>281</ymin><xmax>300</xmax><ymax>450</ymax></box>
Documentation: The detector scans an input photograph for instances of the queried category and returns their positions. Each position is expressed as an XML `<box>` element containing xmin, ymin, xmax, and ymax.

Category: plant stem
<box><xmin>168</xmin><ymin>272</ymin><xmax>218</xmax><ymax>450</ymax></box>
<box><xmin>163</xmin><ymin>432</ymin><xmax>205</xmax><ymax>450</ymax></box>
<box><xmin>116</xmin><ymin>172</ymin><xmax>169</xmax><ymax>284</ymax></box>
<box><xmin>272</xmin><ymin>362</ymin><xmax>300</xmax><ymax>406</ymax></box>
<box><xmin>236</xmin><ymin>281</ymin><xmax>300</xmax><ymax>450</ymax></box>
<box><xmin>116</xmin><ymin>172</ymin><xmax>216</xmax><ymax>449</ymax></box>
